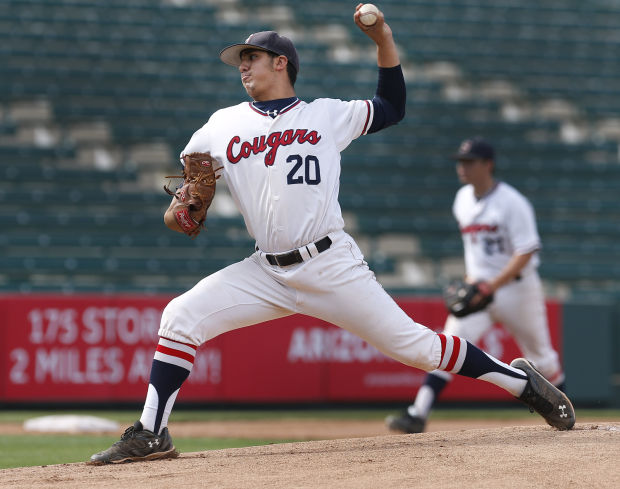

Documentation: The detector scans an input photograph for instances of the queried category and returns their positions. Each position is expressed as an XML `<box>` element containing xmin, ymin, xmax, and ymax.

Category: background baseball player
<box><xmin>386</xmin><ymin>137</ymin><xmax>566</xmax><ymax>434</ymax></box>
<box><xmin>89</xmin><ymin>6</ymin><xmax>574</xmax><ymax>465</ymax></box>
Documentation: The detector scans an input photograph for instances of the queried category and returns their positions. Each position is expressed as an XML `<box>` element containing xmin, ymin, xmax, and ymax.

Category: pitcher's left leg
<box><xmin>90</xmin><ymin>256</ymin><xmax>296</xmax><ymax>464</ymax></box>
<box><xmin>140</xmin><ymin>255</ymin><xmax>295</xmax><ymax>437</ymax></box>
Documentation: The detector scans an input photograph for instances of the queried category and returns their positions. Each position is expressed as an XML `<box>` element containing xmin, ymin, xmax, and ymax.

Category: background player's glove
<box><xmin>164</xmin><ymin>152</ymin><xmax>220</xmax><ymax>237</ymax></box>
<box><xmin>443</xmin><ymin>279</ymin><xmax>494</xmax><ymax>317</ymax></box>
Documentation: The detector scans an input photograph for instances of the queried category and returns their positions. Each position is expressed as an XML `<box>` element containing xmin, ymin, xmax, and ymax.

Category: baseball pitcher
<box><xmin>90</xmin><ymin>6</ymin><xmax>574</xmax><ymax>465</ymax></box>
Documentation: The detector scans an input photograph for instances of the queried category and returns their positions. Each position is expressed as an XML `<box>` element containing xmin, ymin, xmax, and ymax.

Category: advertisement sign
<box><xmin>0</xmin><ymin>295</ymin><xmax>561</xmax><ymax>403</ymax></box>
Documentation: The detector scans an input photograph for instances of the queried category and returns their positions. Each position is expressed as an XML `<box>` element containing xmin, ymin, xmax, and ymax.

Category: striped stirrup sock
<box><xmin>436</xmin><ymin>333</ymin><xmax>528</xmax><ymax>397</ymax></box>
<box><xmin>140</xmin><ymin>337</ymin><xmax>197</xmax><ymax>434</ymax></box>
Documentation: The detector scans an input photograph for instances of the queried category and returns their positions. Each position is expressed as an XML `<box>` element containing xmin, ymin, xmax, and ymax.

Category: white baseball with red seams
<box><xmin>359</xmin><ymin>4</ymin><xmax>379</xmax><ymax>26</ymax></box>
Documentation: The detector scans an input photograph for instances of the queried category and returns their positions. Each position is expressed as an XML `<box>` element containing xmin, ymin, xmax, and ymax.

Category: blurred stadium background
<box><xmin>0</xmin><ymin>0</ymin><xmax>619</xmax><ymax>406</ymax></box>
<box><xmin>2</xmin><ymin>0</ymin><xmax>620</xmax><ymax>297</ymax></box>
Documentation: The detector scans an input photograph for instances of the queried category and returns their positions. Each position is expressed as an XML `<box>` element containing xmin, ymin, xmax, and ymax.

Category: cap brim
<box><xmin>453</xmin><ymin>153</ymin><xmax>476</xmax><ymax>160</ymax></box>
<box><xmin>219</xmin><ymin>43</ymin><xmax>270</xmax><ymax>67</ymax></box>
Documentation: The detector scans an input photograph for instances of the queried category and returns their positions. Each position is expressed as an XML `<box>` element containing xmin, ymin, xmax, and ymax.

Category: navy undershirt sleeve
<box><xmin>368</xmin><ymin>65</ymin><xmax>406</xmax><ymax>134</ymax></box>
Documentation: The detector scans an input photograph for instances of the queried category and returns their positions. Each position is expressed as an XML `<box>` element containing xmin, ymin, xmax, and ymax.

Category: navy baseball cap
<box><xmin>453</xmin><ymin>137</ymin><xmax>495</xmax><ymax>161</ymax></box>
<box><xmin>219</xmin><ymin>31</ymin><xmax>300</xmax><ymax>73</ymax></box>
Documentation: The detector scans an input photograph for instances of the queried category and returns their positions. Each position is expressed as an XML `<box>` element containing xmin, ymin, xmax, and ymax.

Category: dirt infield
<box><xmin>2</xmin><ymin>421</ymin><xmax>619</xmax><ymax>488</ymax></box>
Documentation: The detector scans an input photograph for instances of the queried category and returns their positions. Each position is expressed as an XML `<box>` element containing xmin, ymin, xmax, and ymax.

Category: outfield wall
<box><xmin>0</xmin><ymin>294</ymin><xmax>615</xmax><ymax>406</ymax></box>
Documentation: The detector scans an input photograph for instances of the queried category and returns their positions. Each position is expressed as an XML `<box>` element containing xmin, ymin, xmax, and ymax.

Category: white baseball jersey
<box><xmin>182</xmin><ymin>98</ymin><xmax>373</xmax><ymax>253</ymax></box>
<box><xmin>453</xmin><ymin>181</ymin><xmax>541</xmax><ymax>281</ymax></box>
<box><xmin>160</xmin><ymin>95</ymin><xmax>443</xmax><ymax>375</ymax></box>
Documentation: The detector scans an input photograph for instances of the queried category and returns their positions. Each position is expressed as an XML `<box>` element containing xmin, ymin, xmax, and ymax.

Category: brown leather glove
<box><xmin>164</xmin><ymin>152</ymin><xmax>219</xmax><ymax>237</ymax></box>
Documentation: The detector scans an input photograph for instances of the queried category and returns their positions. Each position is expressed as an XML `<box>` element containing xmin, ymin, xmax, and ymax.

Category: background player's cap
<box><xmin>453</xmin><ymin>137</ymin><xmax>495</xmax><ymax>161</ymax></box>
<box><xmin>219</xmin><ymin>31</ymin><xmax>300</xmax><ymax>73</ymax></box>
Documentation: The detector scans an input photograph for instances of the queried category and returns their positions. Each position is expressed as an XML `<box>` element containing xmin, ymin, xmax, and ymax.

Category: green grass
<box><xmin>0</xmin><ymin>434</ymin><xmax>291</xmax><ymax>470</ymax></box>
<box><xmin>1</xmin><ymin>408</ymin><xmax>618</xmax><ymax>470</ymax></box>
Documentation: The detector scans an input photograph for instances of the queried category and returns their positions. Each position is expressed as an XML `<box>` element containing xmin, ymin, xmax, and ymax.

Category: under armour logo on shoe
<box><xmin>148</xmin><ymin>439</ymin><xmax>160</xmax><ymax>448</ymax></box>
<box><xmin>559</xmin><ymin>405</ymin><xmax>568</xmax><ymax>418</ymax></box>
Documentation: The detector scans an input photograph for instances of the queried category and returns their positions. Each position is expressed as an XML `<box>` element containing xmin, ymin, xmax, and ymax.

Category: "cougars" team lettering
<box><xmin>227</xmin><ymin>129</ymin><xmax>321</xmax><ymax>166</ymax></box>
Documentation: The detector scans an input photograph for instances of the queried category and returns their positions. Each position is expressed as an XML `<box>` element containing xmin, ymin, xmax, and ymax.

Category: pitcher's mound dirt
<box><xmin>2</xmin><ymin>423</ymin><xmax>619</xmax><ymax>489</ymax></box>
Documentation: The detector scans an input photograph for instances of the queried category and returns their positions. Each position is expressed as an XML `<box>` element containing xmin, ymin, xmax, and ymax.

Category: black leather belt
<box><xmin>263</xmin><ymin>236</ymin><xmax>332</xmax><ymax>267</ymax></box>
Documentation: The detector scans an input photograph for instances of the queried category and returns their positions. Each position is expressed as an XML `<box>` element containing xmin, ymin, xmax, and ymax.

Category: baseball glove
<box><xmin>443</xmin><ymin>279</ymin><xmax>494</xmax><ymax>318</ymax></box>
<box><xmin>164</xmin><ymin>152</ymin><xmax>220</xmax><ymax>238</ymax></box>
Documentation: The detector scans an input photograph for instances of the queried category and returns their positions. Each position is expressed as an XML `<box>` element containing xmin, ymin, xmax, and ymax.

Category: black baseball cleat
<box><xmin>510</xmin><ymin>358</ymin><xmax>575</xmax><ymax>431</ymax></box>
<box><xmin>385</xmin><ymin>411</ymin><xmax>426</xmax><ymax>434</ymax></box>
<box><xmin>88</xmin><ymin>421</ymin><xmax>179</xmax><ymax>465</ymax></box>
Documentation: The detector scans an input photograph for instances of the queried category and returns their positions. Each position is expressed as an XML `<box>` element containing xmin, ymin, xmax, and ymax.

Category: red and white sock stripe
<box><xmin>437</xmin><ymin>333</ymin><xmax>467</xmax><ymax>373</ymax></box>
<box><xmin>154</xmin><ymin>337</ymin><xmax>197</xmax><ymax>372</ymax></box>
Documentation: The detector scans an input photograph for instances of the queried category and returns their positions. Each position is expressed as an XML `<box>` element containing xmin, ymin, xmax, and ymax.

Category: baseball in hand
<box><xmin>359</xmin><ymin>3</ymin><xmax>379</xmax><ymax>26</ymax></box>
